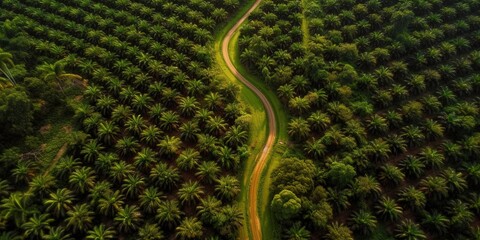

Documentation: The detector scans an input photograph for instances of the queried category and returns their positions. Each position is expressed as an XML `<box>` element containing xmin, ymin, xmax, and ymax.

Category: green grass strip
<box><xmin>212</xmin><ymin>1</ymin><xmax>290</xmax><ymax>239</ymax></box>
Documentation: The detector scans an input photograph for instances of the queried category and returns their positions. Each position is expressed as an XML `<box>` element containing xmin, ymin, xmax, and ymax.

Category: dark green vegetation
<box><xmin>0</xmin><ymin>0</ymin><xmax>251</xmax><ymax>239</ymax></box>
<box><xmin>240</xmin><ymin>0</ymin><xmax>480</xmax><ymax>239</ymax></box>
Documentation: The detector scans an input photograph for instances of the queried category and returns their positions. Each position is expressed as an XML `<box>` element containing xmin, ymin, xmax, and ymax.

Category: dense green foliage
<box><xmin>240</xmin><ymin>0</ymin><xmax>480</xmax><ymax>238</ymax></box>
<box><xmin>0</xmin><ymin>0</ymin><xmax>250</xmax><ymax>239</ymax></box>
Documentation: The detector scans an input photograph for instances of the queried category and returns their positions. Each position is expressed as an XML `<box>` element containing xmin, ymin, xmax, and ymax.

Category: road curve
<box><xmin>221</xmin><ymin>1</ymin><xmax>276</xmax><ymax>240</ymax></box>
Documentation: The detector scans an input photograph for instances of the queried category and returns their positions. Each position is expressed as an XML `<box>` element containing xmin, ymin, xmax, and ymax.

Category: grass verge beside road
<box><xmin>213</xmin><ymin>2</ymin><xmax>290</xmax><ymax>237</ymax></box>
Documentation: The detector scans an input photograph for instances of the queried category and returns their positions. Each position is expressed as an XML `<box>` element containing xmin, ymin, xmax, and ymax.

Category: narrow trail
<box><xmin>43</xmin><ymin>143</ymin><xmax>68</xmax><ymax>177</ymax></box>
<box><xmin>25</xmin><ymin>143</ymin><xmax>68</xmax><ymax>195</ymax></box>
<box><xmin>221</xmin><ymin>0</ymin><xmax>276</xmax><ymax>239</ymax></box>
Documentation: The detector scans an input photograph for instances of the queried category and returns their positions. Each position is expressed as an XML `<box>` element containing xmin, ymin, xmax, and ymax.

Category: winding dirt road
<box><xmin>221</xmin><ymin>1</ymin><xmax>276</xmax><ymax>239</ymax></box>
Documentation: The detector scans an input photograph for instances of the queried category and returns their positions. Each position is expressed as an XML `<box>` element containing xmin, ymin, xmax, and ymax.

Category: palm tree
<box><xmin>176</xmin><ymin>217</ymin><xmax>203</xmax><ymax>239</ymax></box>
<box><xmin>74</xmin><ymin>103</ymin><xmax>95</xmax><ymax>123</ymax></box>
<box><xmin>122</xmin><ymin>174</ymin><xmax>145</xmax><ymax>199</ymax></box>
<box><xmin>206</xmin><ymin>116</ymin><xmax>228</xmax><ymax>135</ymax></box>
<box><xmin>419</xmin><ymin>147</ymin><xmax>445</xmax><ymax>169</ymax></box>
<box><xmin>351</xmin><ymin>175</ymin><xmax>382</xmax><ymax>199</ymax></box>
<box><xmin>133</xmin><ymin>148</ymin><xmax>156</xmax><ymax>172</ymax></box>
<box><xmin>443</xmin><ymin>140</ymin><xmax>463</xmax><ymax>162</ymax></box>
<box><xmin>197</xmin><ymin>134</ymin><xmax>219</xmax><ymax>155</ymax></box>
<box><xmin>367</xmin><ymin>114</ymin><xmax>389</xmax><ymax>134</ymax></box>
<box><xmin>398</xmin><ymin>186</ymin><xmax>426</xmax><ymax>210</ymax></box>
<box><xmin>327</xmin><ymin>188</ymin><xmax>352</xmax><ymax>212</ymax></box>
<box><xmin>284</xmin><ymin>222</ymin><xmax>311</xmax><ymax>240</ymax></box>
<box><xmin>83</xmin><ymin>114</ymin><xmax>102</xmax><ymax>134</ymax></box>
<box><xmin>326</xmin><ymin>222</ymin><xmax>353</xmax><ymax>240</ymax></box>
<box><xmin>178</xmin><ymin>96</ymin><xmax>198</xmax><ymax>117</ymax></box>
<box><xmin>106</xmin><ymin>78</ymin><xmax>124</xmax><ymax>98</ymax></box>
<box><xmin>215</xmin><ymin>175</ymin><xmax>240</xmax><ymax>200</ymax></box>
<box><xmin>125</xmin><ymin>115</ymin><xmax>146</xmax><ymax>136</ymax></box>
<box><xmin>224</xmin><ymin>125</ymin><xmax>248</xmax><ymax>147</ymax></box>
<box><xmin>374</xmin><ymin>66</ymin><xmax>394</xmax><ymax>85</ymax></box>
<box><xmin>304</xmin><ymin>138</ymin><xmax>327</xmax><ymax>160</ymax></box>
<box><xmin>12</xmin><ymin>160</ymin><xmax>35</xmax><ymax>185</ymax></box>
<box><xmin>156</xmin><ymin>200</ymin><xmax>183</xmax><ymax>228</ymax></box>
<box><xmin>98</xmin><ymin>190</ymin><xmax>124</xmax><ymax>217</ymax></box>
<box><xmin>462</xmin><ymin>135</ymin><xmax>480</xmax><ymax>160</ymax></box>
<box><xmin>0</xmin><ymin>48</ymin><xmax>16</xmax><ymax>85</ymax></box>
<box><xmin>215</xmin><ymin>146</ymin><xmax>239</xmax><ymax>170</ymax></box>
<box><xmin>469</xmin><ymin>193</ymin><xmax>480</xmax><ymax>215</ymax></box>
<box><xmin>139</xmin><ymin>187</ymin><xmax>164</xmax><ymax>214</ymax></box>
<box><xmin>197</xmin><ymin>196</ymin><xmax>221</xmax><ymax>224</ymax></box>
<box><xmin>69</xmin><ymin>166</ymin><xmax>96</xmax><ymax>194</ymax></box>
<box><xmin>115</xmin><ymin>136</ymin><xmax>140</xmax><ymax>157</ymax></box>
<box><xmin>109</xmin><ymin>161</ymin><xmax>134</xmax><ymax>183</ymax></box>
<box><xmin>88</xmin><ymin>181</ymin><xmax>112</xmax><ymax>205</ymax></box>
<box><xmin>150</xmin><ymin>163</ymin><xmax>180</xmax><ymax>191</ymax></box>
<box><xmin>86</xmin><ymin>224</ymin><xmax>116</xmax><ymax>240</ymax></box>
<box><xmin>159</xmin><ymin>111</ymin><xmax>180</xmax><ymax>131</ymax></box>
<box><xmin>95</xmin><ymin>153</ymin><xmax>117</xmax><ymax>174</ymax></box>
<box><xmin>119</xmin><ymin>86</ymin><xmax>137</xmax><ymax>104</ymax></box>
<box><xmin>187</xmin><ymin>79</ymin><xmax>206</xmax><ymax>96</ymax></box>
<box><xmin>114</xmin><ymin>205</ymin><xmax>142</xmax><ymax>233</ymax></box>
<box><xmin>132</xmin><ymin>93</ymin><xmax>152</xmax><ymax>113</ymax></box>
<box><xmin>423</xmin><ymin>119</ymin><xmax>444</xmax><ymax>140</ymax></box>
<box><xmin>29</xmin><ymin>174</ymin><xmax>56</xmax><ymax>197</ymax></box>
<box><xmin>387</xmin><ymin>134</ymin><xmax>407</xmax><ymax>155</ymax></box>
<box><xmin>385</xmin><ymin>110</ymin><xmax>403</xmax><ymax>128</ymax></box>
<box><xmin>195</xmin><ymin>108</ymin><xmax>214</xmax><ymax>126</ymax></box>
<box><xmin>204</xmin><ymin>92</ymin><xmax>223</xmax><ymax>110</ymax></box>
<box><xmin>148</xmin><ymin>103</ymin><xmax>165</xmax><ymax>125</ymax></box>
<box><xmin>349</xmin><ymin>209</ymin><xmax>378</xmax><ymax>235</ymax></box>
<box><xmin>464</xmin><ymin>162</ymin><xmax>480</xmax><ymax>186</ymax></box>
<box><xmin>179</xmin><ymin>121</ymin><xmax>200</xmax><ymax>142</ymax></box>
<box><xmin>442</xmin><ymin>168</ymin><xmax>467</xmax><ymax>193</ymax></box>
<box><xmin>21</xmin><ymin>213</ymin><xmax>54</xmax><ymax>239</ymax></box>
<box><xmin>43</xmin><ymin>226</ymin><xmax>72</xmax><ymax>240</ymax></box>
<box><xmin>421</xmin><ymin>96</ymin><xmax>442</xmax><ymax>114</ymax></box>
<box><xmin>178</xmin><ymin>180</ymin><xmax>204</xmax><ymax>205</ymax></box>
<box><xmin>421</xmin><ymin>211</ymin><xmax>449</xmax><ymax>235</ymax></box>
<box><xmin>379</xmin><ymin>164</ymin><xmax>405</xmax><ymax>184</ymax></box>
<box><xmin>37</xmin><ymin>60</ymin><xmax>82</xmax><ymax>93</ymax></box>
<box><xmin>420</xmin><ymin>176</ymin><xmax>449</xmax><ymax>200</ymax></box>
<box><xmin>0</xmin><ymin>180</ymin><xmax>11</xmax><ymax>198</ymax></box>
<box><xmin>214</xmin><ymin>204</ymin><xmax>243</xmax><ymax>238</ymax></box>
<box><xmin>140</xmin><ymin>126</ymin><xmax>162</xmax><ymax>147</ymax></box>
<box><xmin>96</xmin><ymin>95</ymin><xmax>117</xmax><ymax>116</ymax></box>
<box><xmin>402</xmin><ymin>125</ymin><xmax>425</xmax><ymax>147</ymax></box>
<box><xmin>196</xmin><ymin>161</ymin><xmax>220</xmax><ymax>183</ymax></box>
<box><xmin>288</xmin><ymin>118</ymin><xmax>311</xmax><ymax>140</ymax></box>
<box><xmin>176</xmin><ymin>148</ymin><xmax>200</xmax><ymax>171</ymax></box>
<box><xmin>0</xmin><ymin>193</ymin><xmax>33</xmax><ymax>227</ymax></box>
<box><xmin>408</xmin><ymin>74</ymin><xmax>426</xmax><ymax>93</ymax></box>
<box><xmin>277</xmin><ymin>84</ymin><xmax>295</xmax><ymax>102</ymax></box>
<box><xmin>44</xmin><ymin>188</ymin><xmax>75</xmax><ymax>217</ymax></box>
<box><xmin>81</xmin><ymin>140</ymin><xmax>104</xmax><ymax>162</ymax></box>
<box><xmin>367</xmin><ymin>138</ymin><xmax>391</xmax><ymax>162</ymax></box>
<box><xmin>376</xmin><ymin>196</ymin><xmax>403</xmax><ymax>221</ymax></box>
<box><xmin>449</xmin><ymin>199</ymin><xmax>474</xmax><ymax>229</ymax></box>
<box><xmin>138</xmin><ymin>223</ymin><xmax>164</xmax><ymax>240</ymax></box>
<box><xmin>161</xmin><ymin>87</ymin><xmax>179</xmax><ymax>107</ymax></box>
<box><xmin>66</xmin><ymin>203</ymin><xmax>94</xmax><ymax>233</ymax></box>
<box><xmin>395</xmin><ymin>219</ymin><xmax>426</xmax><ymax>240</ymax></box>
<box><xmin>401</xmin><ymin>155</ymin><xmax>425</xmax><ymax>178</ymax></box>
<box><xmin>97</xmin><ymin>121</ymin><xmax>119</xmax><ymax>146</ymax></box>
<box><xmin>157</xmin><ymin>136</ymin><xmax>182</xmax><ymax>157</ymax></box>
